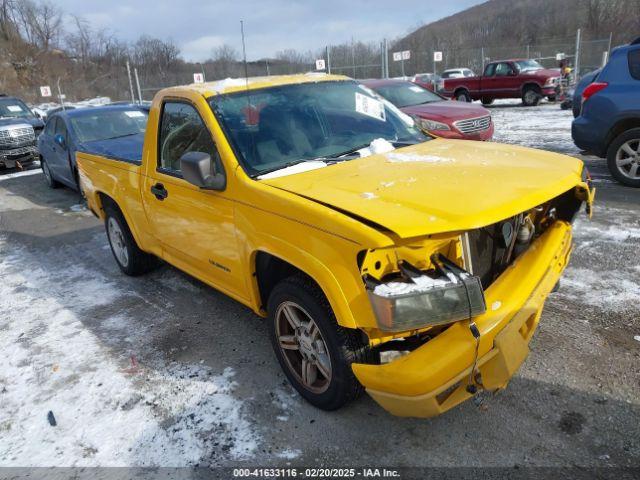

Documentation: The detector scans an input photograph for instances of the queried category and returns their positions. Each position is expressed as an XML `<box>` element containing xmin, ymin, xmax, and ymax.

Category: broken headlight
<box><xmin>366</xmin><ymin>255</ymin><xmax>487</xmax><ymax>333</ymax></box>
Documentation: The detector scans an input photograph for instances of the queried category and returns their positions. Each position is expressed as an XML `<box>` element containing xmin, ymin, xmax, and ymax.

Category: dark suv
<box><xmin>0</xmin><ymin>94</ymin><xmax>45</xmax><ymax>169</ymax></box>
<box><xmin>572</xmin><ymin>37</ymin><xmax>640</xmax><ymax>187</ymax></box>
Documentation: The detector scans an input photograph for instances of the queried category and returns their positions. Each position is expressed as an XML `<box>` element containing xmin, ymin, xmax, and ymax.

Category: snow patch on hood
<box><xmin>384</xmin><ymin>151</ymin><xmax>454</xmax><ymax>164</ymax></box>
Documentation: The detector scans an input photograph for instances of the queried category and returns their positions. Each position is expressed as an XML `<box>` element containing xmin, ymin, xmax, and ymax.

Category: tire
<box><xmin>522</xmin><ymin>87</ymin><xmax>542</xmax><ymax>106</ymax></box>
<box><xmin>268</xmin><ymin>274</ymin><xmax>378</xmax><ymax>411</ymax></box>
<box><xmin>455</xmin><ymin>90</ymin><xmax>471</xmax><ymax>102</ymax></box>
<box><xmin>104</xmin><ymin>204</ymin><xmax>159</xmax><ymax>275</ymax></box>
<box><xmin>547</xmin><ymin>95</ymin><xmax>557</xmax><ymax>102</ymax></box>
<box><xmin>41</xmin><ymin>158</ymin><xmax>59</xmax><ymax>189</ymax></box>
<box><xmin>481</xmin><ymin>97</ymin><xmax>494</xmax><ymax>105</ymax></box>
<box><xmin>606</xmin><ymin>128</ymin><xmax>640</xmax><ymax>187</ymax></box>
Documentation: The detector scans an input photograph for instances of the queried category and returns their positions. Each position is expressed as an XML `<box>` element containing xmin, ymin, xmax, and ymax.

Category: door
<box><xmin>142</xmin><ymin>100</ymin><xmax>247</xmax><ymax>301</ymax></box>
<box><xmin>481</xmin><ymin>62</ymin><xmax>516</xmax><ymax>98</ymax></box>
<box><xmin>50</xmin><ymin>117</ymin><xmax>74</xmax><ymax>185</ymax></box>
<box><xmin>493</xmin><ymin>62</ymin><xmax>520</xmax><ymax>97</ymax></box>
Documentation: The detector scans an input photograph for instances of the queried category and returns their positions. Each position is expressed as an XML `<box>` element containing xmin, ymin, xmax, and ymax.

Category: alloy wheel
<box><xmin>615</xmin><ymin>139</ymin><xmax>640</xmax><ymax>180</ymax></box>
<box><xmin>107</xmin><ymin>217</ymin><xmax>129</xmax><ymax>268</ymax></box>
<box><xmin>275</xmin><ymin>301</ymin><xmax>332</xmax><ymax>394</ymax></box>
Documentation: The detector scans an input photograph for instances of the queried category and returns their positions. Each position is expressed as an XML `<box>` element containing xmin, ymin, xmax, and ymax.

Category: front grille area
<box><xmin>463</xmin><ymin>216</ymin><xmax>518</xmax><ymax>289</ymax></box>
<box><xmin>454</xmin><ymin>115</ymin><xmax>491</xmax><ymax>134</ymax></box>
<box><xmin>0</xmin><ymin>126</ymin><xmax>36</xmax><ymax>147</ymax></box>
<box><xmin>0</xmin><ymin>144</ymin><xmax>38</xmax><ymax>159</ymax></box>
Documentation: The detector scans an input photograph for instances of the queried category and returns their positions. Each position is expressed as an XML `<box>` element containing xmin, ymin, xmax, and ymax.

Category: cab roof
<box><xmin>166</xmin><ymin>73</ymin><xmax>352</xmax><ymax>98</ymax></box>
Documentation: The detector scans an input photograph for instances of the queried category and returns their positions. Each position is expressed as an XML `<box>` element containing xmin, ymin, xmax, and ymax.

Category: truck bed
<box><xmin>77</xmin><ymin>132</ymin><xmax>145</xmax><ymax>165</ymax></box>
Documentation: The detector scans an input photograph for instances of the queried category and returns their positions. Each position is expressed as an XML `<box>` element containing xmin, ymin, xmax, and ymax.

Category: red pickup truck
<box><xmin>441</xmin><ymin>59</ymin><xmax>561</xmax><ymax>106</ymax></box>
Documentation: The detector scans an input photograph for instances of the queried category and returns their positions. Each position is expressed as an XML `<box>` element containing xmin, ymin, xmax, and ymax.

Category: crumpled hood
<box><xmin>78</xmin><ymin>133</ymin><xmax>145</xmax><ymax>163</ymax></box>
<box><xmin>262</xmin><ymin>139</ymin><xmax>583</xmax><ymax>238</ymax></box>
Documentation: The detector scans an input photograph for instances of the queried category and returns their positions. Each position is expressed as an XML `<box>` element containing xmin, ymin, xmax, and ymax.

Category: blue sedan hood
<box><xmin>78</xmin><ymin>132</ymin><xmax>145</xmax><ymax>163</ymax></box>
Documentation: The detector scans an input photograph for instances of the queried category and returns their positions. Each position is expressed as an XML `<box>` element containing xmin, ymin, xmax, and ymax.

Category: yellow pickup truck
<box><xmin>77</xmin><ymin>73</ymin><xmax>594</xmax><ymax>418</ymax></box>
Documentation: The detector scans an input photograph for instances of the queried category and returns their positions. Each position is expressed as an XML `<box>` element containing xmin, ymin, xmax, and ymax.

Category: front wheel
<box><xmin>104</xmin><ymin>205</ymin><xmax>159</xmax><ymax>275</ymax></box>
<box><xmin>522</xmin><ymin>87</ymin><xmax>542</xmax><ymax>106</ymax></box>
<box><xmin>606</xmin><ymin>128</ymin><xmax>640</xmax><ymax>187</ymax></box>
<box><xmin>268</xmin><ymin>275</ymin><xmax>378</xmax><ymax>411</ymax></box>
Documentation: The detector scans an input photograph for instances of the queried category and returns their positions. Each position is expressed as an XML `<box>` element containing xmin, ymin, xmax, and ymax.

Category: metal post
<box><xmin>574</xmin><ymin>28</ymin><xmax>581</xmax><ymax>81</ymax></box>
<box><xmin>351</xmin><ymin>39</ymin><xmax>356</xmax><ymax>78</ymax></box>
<box><xmin>526</xmin><ymin>44</ymin><xmax>530</xmax><ymax>59</ymax></box>
<box><xmin>401</xmin><ymin>57</ymin><xmax>405</xmax><ymax>77</ymax></box>
<box><xmin>602</xmin><ymin>51</ymin><xmax>609</xmax><ymax>67</ymax></box>
<box><xmin>126</xmin><ymin>60</ymin><xmax>135</xmax><ymax>103</ymax></box>
<box><xmin>383</xmin><ymin>39</ymin><xmax>389</xmax><ymax>78</ymax></box>
<box><xmin>265</xmin><ymin>59</ymin><xmax>270</xmax><ymax>76</ymax></box>
<box><xmin>56</xmin><ymin>77</ymin><xmax>65</xmax><ymax>111</ymax></box>
<box><xmin>607</xmin><ymin>32</ymin><xmax>613</xmax><ymax>56</ymax></box>
<box><xmin>481</xmin><ymin>47</ymin><xmax>484</xmax><ymax>70</ymax></box>
<box><xmin>134</xmin><ymin>68</ymin><xmax>142</xmax><ymax>103</ymax></box>
<box><xmin>326</xmin><ymin>45</ymin><xmax>331</xmax><ymax>74</ymax></box>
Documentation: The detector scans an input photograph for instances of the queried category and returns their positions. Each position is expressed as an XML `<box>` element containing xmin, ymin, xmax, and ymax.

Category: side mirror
<box><xmin>54</xmin><ymin>134</ymin><xmax>66</xmax><ymax>149</ymax></box>
<box><xmin>180</xmin><ymin>151</ymin><xmax>226</xmax><ymax>191</ymax></box>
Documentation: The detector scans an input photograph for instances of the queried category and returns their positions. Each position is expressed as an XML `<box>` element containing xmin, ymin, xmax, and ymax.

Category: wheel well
<box><xmin>522</xmin><ymin>83</ymin><xmax>542</xmax><ymax>94</ymax></box>
<box><xmin>97</xmin><ymin>192</ymin><xmax>120</xmax><ymax>216</ymax></box>
<box><xmin>255</xmin><ymin>251</ymin><xmax>315</xmax><ymax>310</ymax></box>
<box><xmin>454</xmin><ymin>87</ymin><xmax>469</xmax><ymax>97</ymax></box>
<box><xmin>605</xmin><ymin>119</ymin><xmax>640</xmax><ymax>151</ymax></box>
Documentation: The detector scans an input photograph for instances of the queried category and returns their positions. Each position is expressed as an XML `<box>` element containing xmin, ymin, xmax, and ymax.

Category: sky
<box><xmin>55</xmin><ymin>0</ymin><xmax>484</xmax><ymax>61</ymax></box>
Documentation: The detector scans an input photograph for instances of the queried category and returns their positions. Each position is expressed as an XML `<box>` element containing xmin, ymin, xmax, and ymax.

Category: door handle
<box><xmin>150</xmin><ymin>183</ymin><xmax>168</xmax><ymax>200</ymax></box>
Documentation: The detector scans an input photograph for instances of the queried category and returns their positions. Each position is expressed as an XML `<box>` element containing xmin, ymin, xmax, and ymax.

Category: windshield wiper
<box><xmin>254</xmin><ymin>159</ymin><xmax>311</xmax><ymax>178</ymax></box>
<box><xmin>100</xmin><ymin>132</ymin><xmax>141</xmax><ymax>141</ymax></box>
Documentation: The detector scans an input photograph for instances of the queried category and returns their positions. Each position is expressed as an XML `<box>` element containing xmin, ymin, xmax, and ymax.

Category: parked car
<box><xmin>571</xmin><ymin>68</ymin><xmax>601</xmax><ymax>118</ymax></box>
<box><xmin>440</xmin><ymin>59</ymin><xmax>561</xmax><ymax>106</ymax></box>
<box><xmin>0</xmin><ymin>94</ymin><xmax>45</xmax><ymax>169</ymax></box>
<box><xmin>77</xmin><ymin>74</ymin><xmax>594</xmax><ymax>418</ymax></box>
<box><xmin>411</xmin><ymin>72</ymin><xmax>441</xmax><ymax>91</ymax></box>
<box><xmin>38</xmin><ymin>105</ymin><xmax>148</xmax><ymax>190</ymax></box>
<box><xmin>572</xmin><ymin>37</ymin><xmax>640</xmax><ymax>187</ymax></box>
<box><xmin>362</xmin><ymin>79</ymin><xmax>493</xmax><ymax>141</ymax></box>
<box><xmin>437</xmin><ymin>68</ymin><xmax>476</xmax><ymax>91</ymax></box>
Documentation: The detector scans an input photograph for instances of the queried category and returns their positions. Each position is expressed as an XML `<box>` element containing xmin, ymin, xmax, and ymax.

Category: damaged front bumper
<box><xmin>352</xmin><ymin>220</ymin><xmax>573</xmax><ymax>418</ymax></box>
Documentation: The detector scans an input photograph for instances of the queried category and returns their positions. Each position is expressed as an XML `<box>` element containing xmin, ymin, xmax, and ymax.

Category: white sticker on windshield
<box><xmin>7</xmin><ymin>105</ymin><xmax>23</xmax><ymax>112</ymax></box>
<box><xmin>355</xmin><ymin>92</ymin><xmax>386</xmax><ymax>122</ymax></box>
<box><xmin>124</xmin><ymin>110</ymin><xmax>145</xmax><ymax>118</ymax></box>
<box><xmin>409</xmin><ymin>86</ymin><xmax>424</xmax><ymax>92</ymax></box>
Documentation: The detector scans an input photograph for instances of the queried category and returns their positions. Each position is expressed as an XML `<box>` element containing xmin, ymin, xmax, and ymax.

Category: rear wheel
<box><xmin>481</xmin><ymin>97</ymin><xmax>494</xmax><ymax>105</ymax></box>
<box><xmin>522</xmin><ymin>87</ymin><xmax>542</xmax><ymax>106</ymax></box>
<box><xmin>547</xmin><ymin>95</ymin><xmax>557</xmax><ymax>102</ymax></box>
<box><xmin>606</xmin><ymin>128</ymin><xmax>640</xmax><ymax>187</ymax></box>
<box><xmin>268</xmin><ymin>275</ymin><xmax>378</xmax><ymax>411</ymax></box>
<box><xmin>455</xmin><ymin>90</ymin><xmax>471</xmax><ymax>102</ymax></box>
<box><xmin>41</xmin><ymin>158</ymin><xmax>59</xmax><ymax>188</ymax></box>
<box><xmin>104</xmin><ymin>204</ymin><xmax>159</xmax><ymax>275</ymax></box>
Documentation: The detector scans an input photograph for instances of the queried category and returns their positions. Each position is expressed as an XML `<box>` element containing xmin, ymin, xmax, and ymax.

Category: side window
<box><xmin>45</xmin><ymin>117</ymin><xmax>57</xmax><ymax>135</ymax></box>
<box><xmin>158</xmin><ymin>101</ymin><xmax>222</xmax><ymax>174</ymax></box>
<box><xmin>54</xmin><ymin>117</ymin><xmax>67</xmax><ymax>139</ymax></box>
<box><xmin>484</xmin><ymin>64</ymin><xmax>496</xmax><ymax>76</ymax></box>
<box><xmin>495</xmin><ymin>63</ymin><xmax>513</xmax><ymax>76</ymax></box>
<box><xmin>629</xmin><ymin>49</ymin><xmax>640</xmax><ymax>80</ymax></box>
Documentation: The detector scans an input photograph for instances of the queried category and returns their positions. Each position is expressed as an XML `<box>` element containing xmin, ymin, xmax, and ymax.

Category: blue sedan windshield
<box><xmin>69</xmin><ymin>109</ymin><xmax>148</xmax><ymax>142</ymax></box>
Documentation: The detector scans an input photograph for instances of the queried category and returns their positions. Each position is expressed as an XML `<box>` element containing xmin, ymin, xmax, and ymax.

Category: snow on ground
<box><xmin>554</xmin><ymin>206</ymin><xmax>640</xmax><ymax>314</ymax></box>
<box><xmin>0</xmin><ymin>237</ymin><xmax>259</xmax><ymax>467</ymax></box>
<box><xmin>489</xmin><ymin>100</ymin><xmax>579</xmax><ymax>155</ymax></box>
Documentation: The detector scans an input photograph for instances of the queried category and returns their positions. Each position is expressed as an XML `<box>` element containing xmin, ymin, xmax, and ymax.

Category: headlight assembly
<box><xmin>412</xmin><ymin>116</ymin><xmax>450</xmax><ymax>132</ymax></box>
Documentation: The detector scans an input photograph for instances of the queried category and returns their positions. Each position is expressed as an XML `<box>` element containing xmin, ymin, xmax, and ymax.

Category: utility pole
<box><xmin>480</xmin><ymin>47</ymin><xmax>484</xmax><ymax>71</ymax></box>
<box><xmin>265</xmin><ymin>59</ymin><xmax>270</xmax><ymax>76</ymax></box>
<box><xmin>607</xmin><ymin>31</ymin><xmax>613</xmax><ymax>56</ymax></box>
<box><xmin>126</xmin><ymin>60</ymin><xmax>135</xmax><ymax>103</ymax></box>
<box><xmin>56</xmin><ymin>77</ymin><xmax>65</xmax><ymax>111</ymax></box>
<box><xmin>383</xmin><ymin>39</ymin><xmax>389</xmax><ymax>78</ymax></box>
<box><xmin>326</xmin><ymin>45</ymin><xmax>331</xmax><ymax>74</ymax></box>
<box><xmin>574</xmin><ymin>28</ymin><xmax>582</xmax><ymax>81</ymax></box>
<box><xmin>526</xmin><ymin>44</ymin><xmax>530</xmax><ymax>59</ymax></box>
<box><xmin>134</xmin><ymin>68</ymin><xmax>142</xmax><ymax>103</ymax></box>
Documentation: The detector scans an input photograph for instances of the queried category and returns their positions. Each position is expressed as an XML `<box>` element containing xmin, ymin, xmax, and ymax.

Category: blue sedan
<box><xmin>38</xmin><ymin>105</ymin><xmax>148</xmax><ymax>190</ymax></box>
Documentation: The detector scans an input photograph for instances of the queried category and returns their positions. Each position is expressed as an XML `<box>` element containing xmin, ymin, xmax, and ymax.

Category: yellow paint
<box><xmin>77</xmin><ymin>74</ymin><xmax>594</xmax><ymax>417</ymax></box>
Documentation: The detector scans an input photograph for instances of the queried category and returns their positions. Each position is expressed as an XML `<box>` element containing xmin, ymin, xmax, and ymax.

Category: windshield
<box><xmin>209</xmin><ymin>80</ymin><xmax>429</xmax><ymax>177</ymax></box>
<box><xmin>69</xmin><ymin>109</ymin><xmax>148</xmax><ymax>142</ymax></box>
<box><xmin>370</xmin><ymin>82</ymin><xmax>443</xmax><ymax>108</ymax></box>
<box><xmin>515</xmin><ymin>60</ymin><xmax>544</xmax><ymax>72</ymax></box>
<box><xmin>0</xmin><ymin>98</ymin><xmax>34</xmax><ymax>119</ymax></box>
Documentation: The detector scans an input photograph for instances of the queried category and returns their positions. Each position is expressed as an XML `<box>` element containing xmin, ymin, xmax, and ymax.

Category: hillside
<box><xmin>391</xmin><ymin>0</ymin><xmax>639</xmax><ymax>75</ymax></box>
